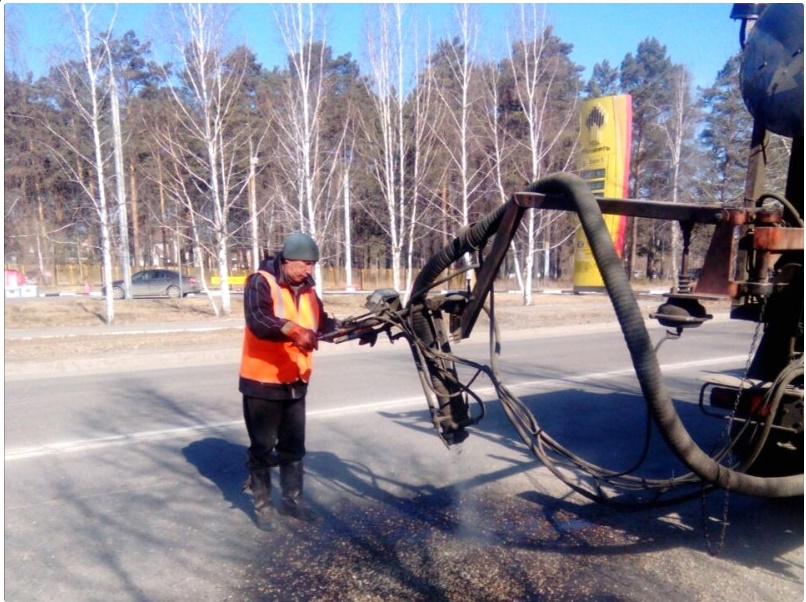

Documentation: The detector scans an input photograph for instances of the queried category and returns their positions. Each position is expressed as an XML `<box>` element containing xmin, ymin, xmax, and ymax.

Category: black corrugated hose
<box><xmin>407</xmin><ymin>172</ymin><xmax>802</xmax><ymax>498</ymax></box>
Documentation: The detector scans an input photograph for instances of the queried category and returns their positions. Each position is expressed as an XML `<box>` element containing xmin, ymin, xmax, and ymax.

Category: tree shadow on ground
<box><xmin>180</xmin><ymin>431</ymin><xmax>803</xmax><ymax>602</ymax></box>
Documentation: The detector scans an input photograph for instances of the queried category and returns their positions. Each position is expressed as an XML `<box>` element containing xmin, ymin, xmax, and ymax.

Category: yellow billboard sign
<box><xmin>572</xmin><ymin>95</ymin><xmax>632</xmax><ymax>292</ymax></box>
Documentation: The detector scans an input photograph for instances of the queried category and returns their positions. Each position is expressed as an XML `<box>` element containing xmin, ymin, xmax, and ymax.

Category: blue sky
<box><xmin>4</xmin><ymin>3</ymin><xmax>741</xmax><ymax>91</ymax></box>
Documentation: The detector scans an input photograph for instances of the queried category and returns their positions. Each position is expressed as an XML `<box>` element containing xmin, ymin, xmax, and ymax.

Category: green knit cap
<box><xmin>282</xmin><ymin>232</ymin><xmax>319</xmax><ymax>262</ymax></box>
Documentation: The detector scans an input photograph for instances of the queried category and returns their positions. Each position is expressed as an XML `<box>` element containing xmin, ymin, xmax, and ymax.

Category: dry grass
<box><xmin>3</xmin><ymin>293</ymin><xmax>368</xmax><ymax>363</ymax></box>
<box><xmin>6</xmin><ymin>288</ymin><xmax>718</xmax><ymax>365</ymax></box>
<box><xmin>3</xmin><ymin>293</ymin><xmax>406</xmax><ymax>328</ymax></box>
<box><xmin>3</xmin><ymin>289</ymin><xmax>630</xmax><ymax>330</ymax></box>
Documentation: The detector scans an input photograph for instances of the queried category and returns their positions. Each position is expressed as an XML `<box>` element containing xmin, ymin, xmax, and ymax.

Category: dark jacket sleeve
<box><xmin>243</xmin><ymin>273</ymin><xmax>287</xmax><ymax>341</ymax></box>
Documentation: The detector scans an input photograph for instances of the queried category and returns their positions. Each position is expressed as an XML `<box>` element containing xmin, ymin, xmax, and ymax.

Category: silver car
<box><xmin>106</xmin><ymin>269</ymin><xmax>201</xmax><ymax>299</ymax></box>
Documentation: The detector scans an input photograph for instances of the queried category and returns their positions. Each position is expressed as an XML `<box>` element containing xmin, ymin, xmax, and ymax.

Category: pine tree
<box><xmin>619</xmin><ymin>37</ymin><xmax>675</xmax><ymax>278</ymax></box>
<box><xmin>697</xmin><ymin>54</ymin><xmax>753</xmax><ymax>205</ymax></box>
<box><xmin>584</xmin><ymin>59</ymin><xmax>620</xmax><ymax>99</ymax></box>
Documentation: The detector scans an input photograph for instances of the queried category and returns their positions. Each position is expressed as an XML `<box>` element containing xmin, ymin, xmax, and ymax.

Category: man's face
<box><xmin>282</xmin><ymin>259</ymin><xmax>315</xmax><ymax>284</ymax></box>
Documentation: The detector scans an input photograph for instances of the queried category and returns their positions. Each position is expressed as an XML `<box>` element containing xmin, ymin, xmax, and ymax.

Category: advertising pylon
<box><xmin>572</xmin><ymin>95</ymin><xmax>632</xmax><ymax>292</ymax></box>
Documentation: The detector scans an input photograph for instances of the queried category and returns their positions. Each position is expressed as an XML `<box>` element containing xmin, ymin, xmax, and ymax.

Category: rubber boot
<box><xmin>278</xmin><ymin>461</ymin><xmax>317</xmax><ymax>522</ymax></box>
<box><xmin>247</xmin><ymin>467</ymin><xmax>276</xmax><ymax>531</ymax></box>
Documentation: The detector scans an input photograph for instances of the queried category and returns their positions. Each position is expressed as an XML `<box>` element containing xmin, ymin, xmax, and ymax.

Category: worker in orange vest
<box><xmin>239</xmin><ymin>232</ymin><xmax>340</xmax><ymax>531</ymax></box>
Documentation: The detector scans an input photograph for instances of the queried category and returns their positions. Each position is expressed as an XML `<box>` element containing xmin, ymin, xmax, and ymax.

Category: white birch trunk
<box><xmin>524</xmin><ymin>213</ymin><xmax>535</xmax><ymax>306</ymax></box>
<box><xmin>72</xmin><ymin>5</ymin><xmax>115</xmax><ymax>323</ymax></box>
<box><xmin>343</xmin><ymin>156</ymin><xmax>353</xmax><ymax>289</ymax></box>
<box><xmin>249</xmin><ymin>153</ymin><xmax>259</xmax><ymax>271</ymax></box>
<box><xmin>659</xmin><ymin>66</ymin><xmax>695</xmax><ymax>291</ymax></box>
<box><xmin>107</xmin><ymin>47</ymin><xmax>132</xmax><ymax>300</ymax></box>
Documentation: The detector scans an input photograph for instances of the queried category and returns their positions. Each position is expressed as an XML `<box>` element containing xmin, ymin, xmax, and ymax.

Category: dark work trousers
<box><xmin>243</xmin><ymin>394</ymin><xmax>306</xmax><ymax>469</ymax></box>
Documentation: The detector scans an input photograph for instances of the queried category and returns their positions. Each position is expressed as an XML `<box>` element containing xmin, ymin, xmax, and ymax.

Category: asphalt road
<box><xmin>4</xmin><ymin>321</ymin><xmax>803</xmax><ymax>601</ymax></box>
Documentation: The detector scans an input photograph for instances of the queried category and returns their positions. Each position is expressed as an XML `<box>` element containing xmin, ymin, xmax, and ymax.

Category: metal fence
<box><xmin>7</xmin><ymin>262</ymin><xmax>671</xmax><ymax>294</ymax></box>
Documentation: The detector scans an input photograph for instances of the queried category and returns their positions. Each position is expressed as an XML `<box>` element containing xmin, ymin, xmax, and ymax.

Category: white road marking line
<box><xmin>4</xmin><ymin>355</ymin><xmax>747</xmax><ymax>461</ymax></box>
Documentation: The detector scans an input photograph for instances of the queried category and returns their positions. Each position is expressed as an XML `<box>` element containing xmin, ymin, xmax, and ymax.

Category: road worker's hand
<box><xmin>281</xmin><ymin>321</ymin><xmax>319</xmax><ymax>352</ymax></box>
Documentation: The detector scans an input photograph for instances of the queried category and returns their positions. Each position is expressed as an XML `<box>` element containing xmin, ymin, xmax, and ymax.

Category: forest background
<box><xmin>3</xmin><ymin>3</ymin><xmax>792</xmax><ymax>321</ymax></box>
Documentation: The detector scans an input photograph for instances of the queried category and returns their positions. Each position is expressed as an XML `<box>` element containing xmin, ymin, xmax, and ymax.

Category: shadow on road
<box><xmin>183</xmin><ymin>437</ymin><xmax>253</xmax><ymax>518</ymax></box>
<box><xmin>180</xmin><ymin>428</ymin><xmax>803</xmax><ymax>602</ymax></box>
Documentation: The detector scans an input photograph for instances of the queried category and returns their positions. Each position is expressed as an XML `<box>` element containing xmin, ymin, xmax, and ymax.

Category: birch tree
<box><xmin>402</xmin><ymin>21</ymin><xmax>441</xmax><ymax>300</ymax></box>
<box><xmin>101</xmin><ymin>31</ymin><xmax>133</xmax><ymax>299</ymax></box>
<box><xmin>161</xmin><ymin>3</ymin><xmax>253</xmax><ymax>316</ymax></box>
<box><xmin>52</xmin><ymin>5</ymin><xmax>116</xmax><ymax>323</ymax></box>
<box><xmin>481</xmin><ymin>56</ymin><xmax>525</xmax><ymax>294</ymax></box>
<box><xmin>432</xmin><ymin>4</ymin><xmax>484</xmax><ymax>233</ymax></box>
<box><xmin>103</xmin><ymin>31</ymin><xmax>165</xmax><ymax>269</ymax></box>
<box><xmin>506</xmin><ymin>4</ymin><xmax>580</xmax><ymax>304</ymax></box>
<box><xmin>656</xmin><ymin>65</ymin><xmax>699</xmax><ymax>288</ymax></box>
<box><xmin>272</xmin><ymin>3</ymin><xmax>345</xmax><ymax>294</ymax></box>
<box><xmin>362</xmin><ymin>5</ymin><xmax>442</xmax><ymax>297</ymax></box>
<box><xmin>363</xmin><ymin>3</ymin><xmax>408</xmax><ymax>292</ymax></box>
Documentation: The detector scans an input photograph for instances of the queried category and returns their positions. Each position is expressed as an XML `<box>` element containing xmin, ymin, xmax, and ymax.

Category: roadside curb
<box><xmin>4</xmin><ymin>313</ymin><xmax>732</xmax><ymax>381</ymax></box>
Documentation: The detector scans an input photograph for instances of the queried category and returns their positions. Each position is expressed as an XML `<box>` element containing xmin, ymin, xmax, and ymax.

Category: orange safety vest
<box><xmin>240</xmin><ymin>271</ymin><xmax>321</xmax><ymax>384</ymax></box>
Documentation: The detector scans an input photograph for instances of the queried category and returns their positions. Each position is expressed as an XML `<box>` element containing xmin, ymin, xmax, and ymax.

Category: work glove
<box><xmin>323</xmin><ymin>315</ymin><xmax>344</xmax><ymax>333</ymax></box>
<box><xmin>281</xmin><ymin>321</ymin><xmax>319</xmax><ymax>352</ymax></box>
